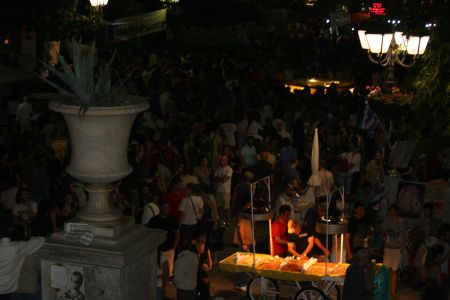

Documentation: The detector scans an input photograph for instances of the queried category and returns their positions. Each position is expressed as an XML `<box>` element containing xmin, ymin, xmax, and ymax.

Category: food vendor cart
<box><xmin>219</xmin><ymin>252</ymin><xmax>349</xmax><ymax>299</ymax></box>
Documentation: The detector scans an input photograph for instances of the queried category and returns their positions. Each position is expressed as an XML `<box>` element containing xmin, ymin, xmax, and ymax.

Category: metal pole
<box><xmin>387</xmin><ymin>56</ymin><xmax>396</xmax><ymax>83</ymax></box>
<box><xmin>341</xmin><ymin>186</ymin><xmax>345</xmax><ymax>263</ymax></box>
<box><xmin>386</xmin><ymin>40</ymin><xmax>396</xmax><ymax>84</ymax></box>
<box><xmin>267</xmin><ymin>177</ymin><xmax>274</xmax><ymax>256</ymax></box>
<box><xmin>250</xmin><ymin>182</ymin><xmax>256</xmax><ymax>273</ymax></box>
<box><xmin>334</xmin><ymin>234</ymin><xmax>338</xmax><ymax>262</ymax></box>
<box><xmin>326</xmin><ymin>193</ymin><xmax>330</xmax><ymax>275</ymax></box>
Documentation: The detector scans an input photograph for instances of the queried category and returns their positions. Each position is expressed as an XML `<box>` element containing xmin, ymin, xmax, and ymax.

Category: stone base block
<box><xmin>38</xmin><ymin>225</ymin><xmax>165</xmax><ymax>300</ymax></box>
<box><xmin>67</xmin><ymin>216</ymin><xmax>134</xmax><ymax>238</ymax></box>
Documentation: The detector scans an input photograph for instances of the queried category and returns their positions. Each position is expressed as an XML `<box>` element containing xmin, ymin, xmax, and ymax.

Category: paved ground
<box><xmin>165</xmin><ymin>224</ymin><xmax>423</xmax><ymax>300</ymax></box>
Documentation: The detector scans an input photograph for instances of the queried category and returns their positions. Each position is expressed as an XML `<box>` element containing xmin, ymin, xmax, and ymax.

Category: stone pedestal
<box><xmin>38</xmin><ymin>225</ymin><xmax>165</xmax><ymax>300</ymax></box>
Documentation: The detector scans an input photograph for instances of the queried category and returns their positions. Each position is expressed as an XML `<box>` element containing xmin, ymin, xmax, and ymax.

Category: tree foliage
<box><xmin>405</xmin><ymin>1</ymin><xmax>450</xmax><ymax>137</ymax></box>
<box><xmin>31</xmin><ymin>0</ymin><xmax>104</xmax><ymax>41</ymax></box>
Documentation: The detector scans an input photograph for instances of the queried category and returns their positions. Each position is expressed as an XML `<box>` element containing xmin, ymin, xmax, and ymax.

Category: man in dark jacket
<box><xmin>343</xmin><ymin>247</ymin><xmax>373</xmax><ymax>300</ymax></box>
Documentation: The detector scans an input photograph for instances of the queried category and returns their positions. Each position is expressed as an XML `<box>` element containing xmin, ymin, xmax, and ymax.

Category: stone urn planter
<box><xmin>49</xmin><ymin>101</ymin><xmax>149</xmax><ymax>229</ymax></box>
<box><xmin>38</xmin><ymin>41</ymin><xmax>163</xmax><ymax>300</ymax></box>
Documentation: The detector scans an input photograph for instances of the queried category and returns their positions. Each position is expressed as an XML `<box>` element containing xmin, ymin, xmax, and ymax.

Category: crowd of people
<box><xmin>0</xmin><ymin>18</ymin><xmax>449</xmax><ymax>300</ymax></box>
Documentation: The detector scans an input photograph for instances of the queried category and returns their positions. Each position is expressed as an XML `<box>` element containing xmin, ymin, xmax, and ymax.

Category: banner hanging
<box><xmin>108</xmin><ymin>9</ymin><xmax>167</xmax><ymax>42</ymax></box>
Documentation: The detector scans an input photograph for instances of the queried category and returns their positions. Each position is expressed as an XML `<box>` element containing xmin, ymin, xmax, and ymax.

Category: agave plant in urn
<box><xmin>39</xmin><ymin>39</ymin><xmax>149</xmax><ymax>235</ymax></box>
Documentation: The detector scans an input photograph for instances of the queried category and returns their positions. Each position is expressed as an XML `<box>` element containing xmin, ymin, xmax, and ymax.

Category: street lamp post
<box><xmin>89</xmin><ymin>0</ymin><xmax>109</xmax><ymax>44</ymax></box>
<box><xmin>90</xmin><ymin>0</ymin><xmax>109</xmax><ymax>16</ymax></box>
<box><xmin>358</xmin><ymin>28</ymin><xmax>430</xmax><ymax>83</ymax></box>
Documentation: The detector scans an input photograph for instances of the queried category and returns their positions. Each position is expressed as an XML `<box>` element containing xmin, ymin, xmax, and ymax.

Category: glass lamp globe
<box><xmin>90</xmin><ymin>0</ymin><xmax>109</xmax><ymax>7</ymax></box>
<box><xmin>365</xmin><ymin>33</ymin><xmax>393</xmax><ymax>54</ymax></box>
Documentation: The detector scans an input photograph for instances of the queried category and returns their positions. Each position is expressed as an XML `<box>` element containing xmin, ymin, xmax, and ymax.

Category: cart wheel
<box><xmin>246</xmin><ymin>276</ymin><xmax>280</xmax><ymax>300</ymax></box>
<box><xmin>295</xmin><ymin>286</ymin><xmax>327</xmax><ymax>300</ymax></box>
<box><xmin>311</xmin><ymin>281</ymin><xmax>340</xmax><ymax>300</ymax></box>
<box><xmin>328</xmin><ymin>285</ymin><xmax>339</xmax><ymax>300</ymax></box>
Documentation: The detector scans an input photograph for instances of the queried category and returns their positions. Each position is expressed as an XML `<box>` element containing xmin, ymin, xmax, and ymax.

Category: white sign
<box><xmin>64</xmin><ymin>223</ymin><xmax>94</xmax><ymax>245</ymax></box>
<box><xmin>65</xmin><ymin>223</ymin><xmax>90</xmax><ymax>232</ymax></box>
<box><xmin>50</xmin><ymin>265</ymin><xmax>67</xmax><ymax>289</ymax></box>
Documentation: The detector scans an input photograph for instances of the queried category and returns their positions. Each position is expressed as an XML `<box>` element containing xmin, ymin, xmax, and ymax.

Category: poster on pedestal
<box><xmin>50</xmin><ymin>264</ymin><xmax>85</xmax><ymax>300</ymax></box>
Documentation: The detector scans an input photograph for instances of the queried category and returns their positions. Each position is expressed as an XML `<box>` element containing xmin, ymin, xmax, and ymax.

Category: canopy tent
<box><xmin>285</xmin><ymin>78</ymin><xmax>354</xmax><ymax>95</ymax></box>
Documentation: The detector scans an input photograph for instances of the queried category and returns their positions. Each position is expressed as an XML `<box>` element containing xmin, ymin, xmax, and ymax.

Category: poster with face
<box><xmin>396</xmin><ymin>181</ymin><xmax>426</xmax><ymax>218</ymax></box>
<box><xmin>54</xmin><ymin>265</ymin><xmax>85</xmax><ymax>300</ymax></box>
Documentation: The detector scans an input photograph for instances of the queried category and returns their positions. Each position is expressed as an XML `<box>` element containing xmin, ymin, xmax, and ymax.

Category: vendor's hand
<box><xmin>242</xmin><ymin>244</ymin><xmax>249</xmax><ymax>252</ymax></box>
<box><xmin>299</xmin><ymin>254</ymin><xmax>308</xmax><ymax>260</ymax></box>
<box><xmin>323</xmin><ymin>249</ymin><xmax>331</xmax><ymax>256</ymax></box>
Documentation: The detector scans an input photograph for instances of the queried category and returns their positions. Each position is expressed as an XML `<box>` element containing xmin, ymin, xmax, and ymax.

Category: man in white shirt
<box><xmin>272</xmin><ymin>118</ymin><xmax>291</xmax><ymax>141</ymax></box>
<box><xmin>15</xmin><ymin>96</ymin><xmax>33</xmax><ymax>133</ymax></box>
<box><xmin>317</xmin><ymin>160</ymin><xmax>334</xmax><ymax>197</ymax></box>
<box><xmin>247</xmin><ymin>117</ymin><xmax>263</xmax><ymax>142</ymax></box>
<box><xmin>240</xmin><ymin>136</ymin><xmax>257</xmax><ymax>169</ymax></box>
<box><xmin>0</xmin><ymin>177</ymin><xmax>19</xmax><ymax>213</ymax></box>
<box><xmin>0</xmin><ymin>217</ymin><xmax>45</xmax><ymax>299</ymax></box>
<box><xmin>173</xmin><ymin>238</ymin><xmax>199</xmax><ymax>300</ymax></box>
<box><xmin>219</xmin><ymin>122</ymin><xmax>237</xmax><ymax>147</ymax></box>
<box><xmin>140</xmin><ymin>193</ymin><xmax>160</xmax><ymax>225</ymax></box>
<box><xmin>178</xmin><ymin>184</ymin><xmax>203</xmax><ymax>241</ymax></box>
<box><xmin>339</xmin><ymin>142</ymin><xmax>361</xmax><ymax>197</ymax></box>
<box><xmin>214</xmin><ymin>155</ymin><xmax>233</xmax><ymax>225</ymax></box>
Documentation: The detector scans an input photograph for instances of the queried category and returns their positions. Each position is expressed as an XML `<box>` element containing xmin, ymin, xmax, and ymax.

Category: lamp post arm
<box><xmin>395</xmin><ymin>53</ymin><xmax>417</xmax><ymax>68</ymax></box>
<box><xmin>368</xmin><ymin>52</ymin><xmax>389</xmax><ymax>67</ymax></box>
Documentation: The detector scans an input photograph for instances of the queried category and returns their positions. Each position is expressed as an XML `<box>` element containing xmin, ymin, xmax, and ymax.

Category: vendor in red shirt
<box><xmin>165</xmin><ymin>176</ymin><xmax>185</xmax><ymax>222</ymax></box>
<box><xmin>271</xmin><ymin>204</ymin><xmax>292</xmax><ymax>257</ymax></box>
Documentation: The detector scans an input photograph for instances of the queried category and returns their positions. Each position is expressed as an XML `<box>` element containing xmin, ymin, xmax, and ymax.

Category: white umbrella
<box><xmin>308</xmin><ymin>128</ymin><xmax>322</xmax><ymax>186</ymax></box>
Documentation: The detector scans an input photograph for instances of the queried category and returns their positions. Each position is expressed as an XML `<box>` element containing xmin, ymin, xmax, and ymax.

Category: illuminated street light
<box><xmin>358</xmin><ymin>28</ymin><xmax>429</xmax><ymax>82</ymax></box>
<box><xmin>90</xmin><ymin>0</ymin><xmax>108</xmax><ymax>17</ymax></box>
<box><xmin>90</xmin><ymin>0</ymin><xmax>109</xmax><ymax>7</ymax></box>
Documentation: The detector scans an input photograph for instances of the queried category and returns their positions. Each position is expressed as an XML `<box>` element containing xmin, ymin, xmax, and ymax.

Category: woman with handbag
<box><xmin>193</xmin><ymin>234</ymin><xmax>212</xmax><ymax>300</ymax></box>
